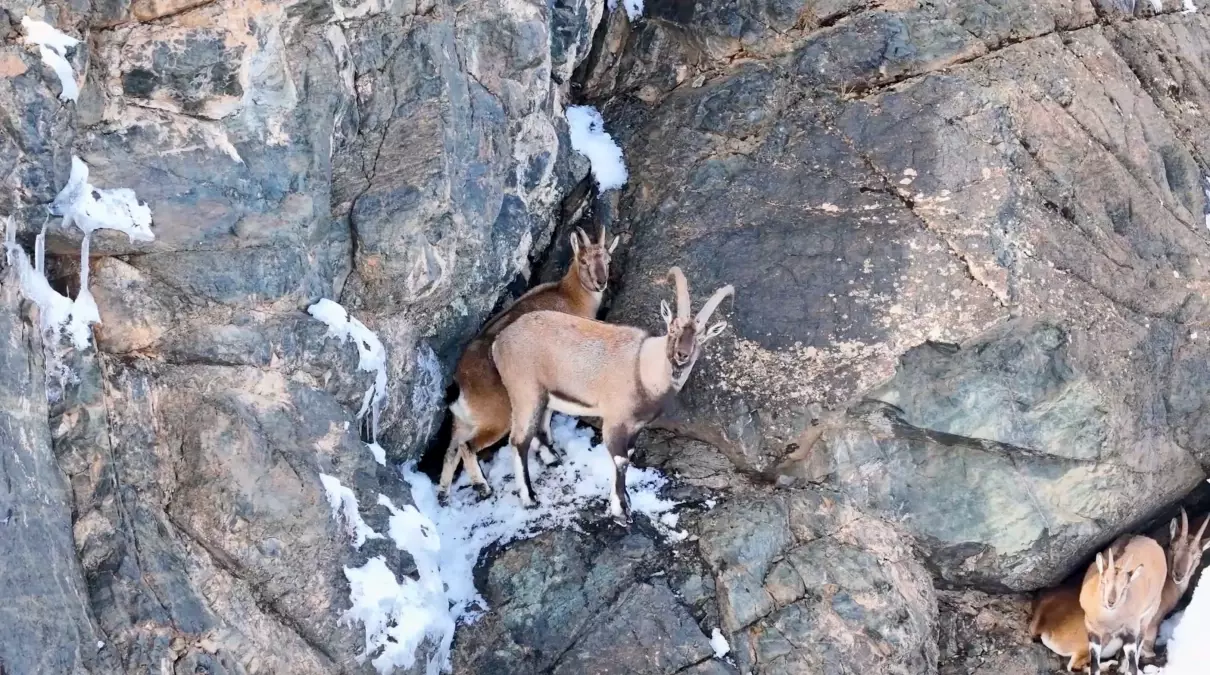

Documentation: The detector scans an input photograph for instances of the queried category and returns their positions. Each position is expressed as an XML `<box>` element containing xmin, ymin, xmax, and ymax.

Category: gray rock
<box><xmin>1</xmin><ymin>261</ymin><xmax>117</xmax><ymax>675</ymax></box>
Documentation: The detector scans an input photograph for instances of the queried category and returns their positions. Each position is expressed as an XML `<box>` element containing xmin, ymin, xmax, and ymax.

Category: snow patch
<box><xmin>308</xmin><ymin>299</ymin><xmax>389</xmax><ymax>443</ymax></box>
<box><xmin>710</xmin><ymin>628</ymin><xmax>730</xmax><ymax>658</ymax></box>
<box><xmin>20</xmin><ymin>17</ymin><xmax>79</xmax><ymax>101</ymax></box>
<box><xmin>51</xmin><ymin>158</ymin><xmax>154</xmax><ymax>240</ymax></box>
<box><xmin>319</xmin><ymin>473</ymin><xmax>384</xmax><ymax>549</ymax></box>
<box><xmin>329</xmin><ymin>416</ymin><xmax>684</xmax><ymax>674</ymax></box>
<box><xmin>4</xmin><ymin>158</ymin><xmax>154</xmax><ymax>350</ymax></box>
<box><xmin>1161</xmin><ymin>564</ymin><xmax>1210</xmax><ymax>674</ymax></box>
<box><xmin>366</xmin><ymin>442</ymin><xmax>387</xmax><ymax>467</ymax></box>
<box><xmin>1183</xmin><ymin>0</ymin><xmax>1197</xmax><ymax>12</ymax></box>
<box><xmin>1157</xmin><ymin>609</ymin><xmax>1183</xmax><ymax>647</ymax></box>
<box><xmin>404</xmin><ymin>413</ymin><xmax>681</xmax><ymax>627</ymax></box>
<box><xmin>566</xmin><ymin>105</ymin><xmax>629</xmax><ymax>192</ymax></box>
<box><xmin>607</xmin><ymin>0</ymin><xmax>644</xmax><ymax>20</ymax></box>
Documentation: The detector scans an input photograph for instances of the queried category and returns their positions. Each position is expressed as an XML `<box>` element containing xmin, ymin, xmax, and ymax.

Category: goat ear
<box><xmin>1126</xmin><ymin>564</ymin><xmax>1144</xmax><ymax>585</ymax></box>
<box><xmin>1203</xmin><ymin>538</ymin><xmax>1210</xmax><ymax>552</ymax></box>
<box><xmin>1172</xmin><ymin>517</ymin><xmax>1180</xmax><ymax>543</ymax></box>
<box><xmin>1096</xmin><ymin>553</ymin><xmax>1105</xmax><ymax>576</ymax></box>
<box><xmin>660</xmin><ymin>300</ymin><xmax>673</xmax><ymax>327</ymax></box>
<box><xmin>608</xmin><ymin>235</ymin><xmax>620</xmax><ymax>253</ymax></box>
<box><xmin>699</xmin><ymin>321</ymin><xmax>728</xmax><ymax>342</ymax></box>
<box><xmin>570</xmin><ymin>231</ymin><xmax>582</xmax><ymax>257</ymax></box>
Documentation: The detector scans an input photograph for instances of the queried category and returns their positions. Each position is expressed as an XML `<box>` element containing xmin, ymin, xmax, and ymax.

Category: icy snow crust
<box><xmin>21</xmin><ymin>17</ymin><xmax>80</xmax><ymax>102</ymax></box>
<box><xmin>4</xmin><ymin>157</ymin><xmax>154</xmax><ymax>350</ymax></box>
<box><xmin>307</xmin><ymin>298</ymin><xmax>389</xmax><ymax>444</ymax></box>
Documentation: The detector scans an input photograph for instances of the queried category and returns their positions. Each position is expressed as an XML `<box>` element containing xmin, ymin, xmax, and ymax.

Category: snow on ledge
<box><xmin>319</xmin><ymin>474</ymin><xmax>384</xmax><ymax>549</ymax></box>
<box><xmin>20</xmin><ymin>17</ymin><xmax>80</xmax><ymax>102</ymax></box>
<box><xmin>4</xmin><ymin>157</ymin><xmax>153</xmax><ymax>350</ymax></box>
<box><xmin>566</xmin><ymin>105</ymin><xmax>628</xmax><ymax>192</ymax></box>
<box><xmin>307</xmin><ymin>298</ymin><xmax>389</xmax><ymax>443</ymax></box>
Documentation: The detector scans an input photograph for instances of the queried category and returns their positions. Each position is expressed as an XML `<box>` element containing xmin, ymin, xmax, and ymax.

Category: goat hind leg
<box><xmin>507</xmin><ymin>396</ymin><xmax>546</xmax><ymax>508</ymax></box>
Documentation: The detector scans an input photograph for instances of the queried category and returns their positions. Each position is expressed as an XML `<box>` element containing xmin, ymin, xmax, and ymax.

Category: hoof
<box><xmin>520</xmin><ymin>497</ymin><xmax>541</xmax><ymax>509</ymax></box>
<box><xmin>473</xmin><ymin>484</ymin><xmax>493</xmax><ymax>500</ymax></box>
<box><xmin>542</xmin><ymin>454</ymin><xmax>563</xmax><ymax>468</ymax></box>
<box><xmin>437</xmin><ymin>491</ymin><xmax>451</xmax><ymax>507</ymax></box>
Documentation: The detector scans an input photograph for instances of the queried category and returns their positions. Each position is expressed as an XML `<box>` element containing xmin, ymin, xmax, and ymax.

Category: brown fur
<box><xmin>490</xmin><ymin>268</ymin><xmax>732</xmax><ymax>518</ymax></box>
<box><xmin>1080</xmin><ymin>535</ymin><xmax>1167</xmax><ymax>675</ymax></box>
<box><xmin>1144</xmin><ymin>509</ymin><xmax>1210</xmax><ymax>653</ymax></box>
<box><xmin>438</xmin><ymin>226</ymin><xmax>618</xmax><ymax>500</ymax></box>
<box><xmin>1031</xmin><ymin>585</ymin><xmax>1090</xmax><ymax>672</ymax></box>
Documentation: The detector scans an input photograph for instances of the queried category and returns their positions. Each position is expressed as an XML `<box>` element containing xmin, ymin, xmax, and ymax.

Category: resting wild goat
<box><xmin>1080</xmin><ymin>535</ymin><xmax>1167</xmax><ymax>675</ymax></box>
<box><xmin>1030</xmin><ymin>585</ymin><xmax>1092</xmax><ymax>672</ymax></box>
<box><xmin>437</xmin><ymin>226</ymin><xmax>618</xmax><ymax>504</ymax></box>
<box><xmin>1142</xmin><ymin>508</ymin><xmax>1210</xmax><ymax>654</ymax></box>
<box><xmin>492</xmin><ymin>267</ymin><xmax>733</xmax><ymax>520</ymax></box>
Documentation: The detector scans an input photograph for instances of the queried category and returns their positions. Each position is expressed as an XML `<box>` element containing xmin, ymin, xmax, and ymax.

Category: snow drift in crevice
<box><xmin>307</xmin><ymin>298</ymin><xmax>389</xmax><ymax>445</ymax></box>
<box><xmin>323</xmin><ymin>415</ymin><xmax>685</xmax><ymax>674</ymax></box>
<box><xmin>566</xmin><ymin>105</ymin><xmax>629</xmax><ymax>192</ymax></box>
<box><xmin>20</xmin><ymin>16</ymin><xmax>80</xmax><ymax>102</ymax></box>
<box><xmin>4</xmin><ymin>157</ymin><xmax>154</xmax><ymax>350</ymax></box>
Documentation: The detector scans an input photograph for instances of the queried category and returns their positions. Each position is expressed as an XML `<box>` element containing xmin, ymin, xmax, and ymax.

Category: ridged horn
<box><xmin>668</xmin><ymin>267</ymin><xmax>690</xmax><ymax>319</ymax></box>
<box><xmin>694</xmin><ymin>284</ymin><xmax>734</xmax><ymax>327</ymax></box>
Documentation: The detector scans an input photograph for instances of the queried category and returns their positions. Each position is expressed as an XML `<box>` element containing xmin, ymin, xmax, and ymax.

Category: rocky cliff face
<box><xmin>2</xmin><ymin>0</ymin><xmax>1209</xmax><ymax>673</ymax></box>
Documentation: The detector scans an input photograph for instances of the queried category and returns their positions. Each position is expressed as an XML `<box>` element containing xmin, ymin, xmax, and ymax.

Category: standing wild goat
<box><xmin>1142</xmin><ymin>508</ymin><xmax>1210</xmax><ymax>654</ymax></box>
<box><xmin>1080</xmin><ymin>535</ymin><xmax>1167</xmax><ymax>675</ymax></box>
<box><xmin>491</xmin><ymin>267</ymin><xmax>733</xmax><ymax>520</ymax></box>
<box><xmin>437</xmin><ymin>226</ymin><xmax>618</xmax><ymax>504</ymax></box>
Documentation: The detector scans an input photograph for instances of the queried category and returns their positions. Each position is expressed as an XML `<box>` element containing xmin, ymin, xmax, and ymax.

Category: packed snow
<box><xmin>710</xmin><ymin>628</ymin><xmax>731</xmax><ymax>658</ymax></box>
<box><xmin>1156</xmin><ymin>556</ymin><xmax>1210</xmax><ymax>674</ymax></box>
<box><xmin>308</xmin><ymin>298</ymin><xmax>389</xmax><ymax>443</ymax></box>
<box><xmin>20</xmin><ymin>17</ymin><xmax>80</xmax><ymax>102</ymax></box>
<box><xmin>566</xmin><ymin>105</ymin><xmax>629</xmax><ymax>192</ymax></box>
<box><xmin>607</xmin><ymin>0</ymin><xmax>644</xmax><ymax>20</ymax></box>
<box><xmin>1184</xmin><ymin>0</ymin><xmax>1198</xmax><ymax>13</ymax></box>
<box><xmin>323</xmin><ymin>414</ymin><xmax>685</xmax><ymax>674</ymax></box>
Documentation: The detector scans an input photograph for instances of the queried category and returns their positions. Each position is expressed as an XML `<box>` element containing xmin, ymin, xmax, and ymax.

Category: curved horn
<box><xmin>1182</xmin><ymin>508</ymin><xmax>1190</xmax><ymax>539</ymax></box>
<box><xmin>694</xmin><ymin>284</ymin><xmax>735</xmax><ymax>327</ymax></box>
<box><xmin>1196</xmin><ymin>515</ymin><xmax>1210</xmax><ymax>544</ymax></box>
<box><xmin>575</xmin><ymin>227</ymin><xmax>590</xmax><ymax>246</ymax></box>
<box><xmin>668</xmin><ymin>267</ymin><xmax>690</xmax><ymax>319</ymax></box>
<box><xmin>598</xmin><ymin>222</ymin><xmax>607</xmax><ymax>245</ymax></box>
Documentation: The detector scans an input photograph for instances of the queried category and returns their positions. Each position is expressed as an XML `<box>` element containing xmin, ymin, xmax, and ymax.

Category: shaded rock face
<box><xmin>4</xmin><ymin>0</ymin><xmax>1210</xmax><ymax>673</ymax></box>
<box><xmin>607</xmin><ymin>0</ymin><xmax>1210</xmax><ymax>595</ymax></box>
<box><xmin>2</xmin><ymin>0</ymin><xmax>596</xmax><ymax>671</ymax></box>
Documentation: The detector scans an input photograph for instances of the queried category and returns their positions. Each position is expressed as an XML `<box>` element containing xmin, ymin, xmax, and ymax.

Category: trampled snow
<box><xmin>566</xmin><ymin>105</ymin><xmax>629</xmax><ymax>192</ymax></box>
<box><xmin>403</xmin><ymin>415</ymin><xmax>683</xmax><ymax>624</ymax></box>
<box><xmin>21</xmin><ymin>17</ymin><xmax>80</xmax><ymax>102</ymax></box>
<box><xmin>308</xmin><ymin>298</ymin><xmax>389</xmax><ymax>443</ymax></box>
<box><xmin>331</xmin><ymin>414</ymin><xmax>685</xmax><ymax>674</ymax></box>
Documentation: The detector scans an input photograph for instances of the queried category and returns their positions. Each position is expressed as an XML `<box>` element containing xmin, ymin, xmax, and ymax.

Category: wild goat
<box><xmin>1080</xmin><ymin>535</ymin><xmax>1167</xmax><ymax>675</ymax></box>
<box><xmin>491</xmin><ymin>267</ymin><xmax>733</xmax><ymax>520</ymax></box>
<box><xmin>437</xmin><ymin>226</ymin><xmax>618</xmax><ymax>504</ymax></box>
<box><xmin>1142</xmin><ymin>508</ymin><xmax>1210</xmax><ymax>654</ymax></box>
<box><xmin>1030</xmin><ymin>585</ymin><xmax>1091</xmax><ymax>672</ymax></box>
